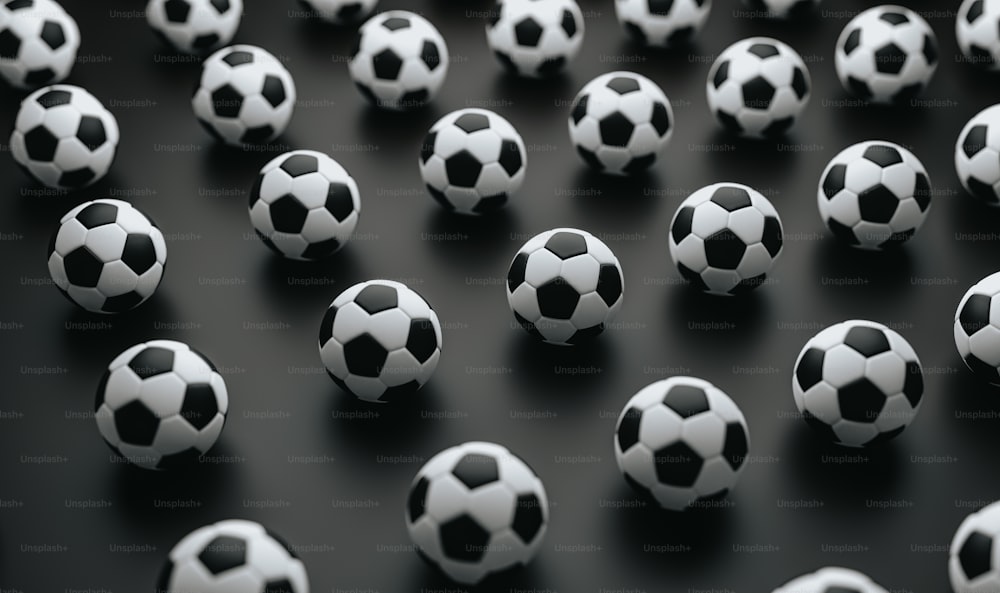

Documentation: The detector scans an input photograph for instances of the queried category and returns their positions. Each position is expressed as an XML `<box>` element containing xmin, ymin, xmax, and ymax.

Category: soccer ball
<box><xmin>318</xmin><ymin>279</ymin><xmax>442</xmax><ymax>403</ymax></box>
<box><xmin>956</xmin><ymin>104</ymin><xmax>1000</xmax><ymax>207</ymax></box>
<box><xmin>146</xmin><ymin>0</ymin><xmax>242</xmax><ymax>54</ymax></box>
<box><xmin>192</xmin><ymin>44</ymin><xmax>296</xmax><ymax>145</ymax></box>
<box><xmin>568</xmin><ymin>71</ymin><xmax>674</xmax><ymax>175</ymax></box>
<box><xmin>298</xmin><ymin>0</ymin><xmax>378</xmax><ymax>25</ymax></box>
<box><xmin>950</xmin><ymin>500</ymin><xmax>1000</xmax><ymax>593</ymax></box>
<box><xmin>249</xmin><ymin>149</ymin><xmax>361</xmax><ymax>260</ymax></box>
<box><xmin>792</xmin><ymin>320</ymin><xmax>924</xmax><ymax>448</ymax></box>
<box><xmin>742</xmin><ymin>0</ymin><xmax>820</xmax><ymax>19</ymax></box>
<box><xmin>957</xmin><ymin>0</ymin><xmax>1000</xmax><ymax>70</ymax></box>
<box><xmin>95</xmin><ymin>340</ymin><xmax>227</xmax><ymax>470</ymax></box>
<box><xmin>348</xmin><ymin>10</ymin><xmax>448</xmax><ymax>110</ymax></box>
<box><xmin>955</xmin><ymin>271</ymin><xmax>1000</xmax><ymax>385</ymax></box>
<box><xmin>834</xmin><ymin>5</ymin><xmax>938</xmax><ymax>104</ymax></box>
<box><xmin>419</xmin><ymin>108</ymin><xmax>526</xmax><ymax>215</ymax></box>
<box><xmin>614</xmin><ymin>0</ymin><xmax>711</xmax><ymax>48</ymax></box>
<box><xmin>0</xmin><ymin>0</ymin><xmax>79</xmax><ymax>89</ymax></box>
<box><xmin>406</xmin><ymin>441</ymin><xmax>548</xmax><ymax>585</ymax></box>
<box><xmin>10</xmin><ymin>84</ymin><xmax>119</xmax><ymax>189</ymax></box>
<box><xmin>773</xmin><ymin>567</ymin><xmax>889</xmax><ymax>593</ymax></box>
<box><xmin>614</xmin><ymin>376</ymin><xmax>750</xmax><ymax>511</ymax></box>
<box><xmin>668</xmin><ymin>182</ymin><xmax>783</xmax><ymax>296</ymax></box>
<box><xmin>818</xmin><ymin>140</ymin><xmax>931</xmax><ymax>250</ymax></box>
<box><xmin>706</xmin><ymin>37</ymin><xmax>811</xmax><ymax>139</ymax></box>
<box><xmin>485</xmin><ymin>0</ymin><xmax>584</xmax><ymax>77</ymax></box>
<box><xmin>158</xmin><ymin>519</ymin><xmax>309</xmax><ymax>593</ymax></box>
<box><xmin>47</xmin><ymin>199</ymin><xmax>167</xmax><ymax>313</ymax></box>
<box><xmin>506</xmin><ymin>228</ymin><xmax>624</xmax><ymax>345</ymax></box>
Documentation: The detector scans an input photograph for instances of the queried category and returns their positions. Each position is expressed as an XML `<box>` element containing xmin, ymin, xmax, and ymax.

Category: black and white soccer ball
<box><xmin>192</xmin><ymin>44</ymin><xmax>296</xmax><ymax>145</ymax></box>
<box><xmin>318</xmin><ymin>279</ymin><xmax>442</xmax><ymax>403</ymax></box>
<box><xmin>146</xmin><ymin>0</ymin><xmax>242</xmax><ymax>54</ymax></box>
<box><xmin>772</xmin><ymin>567</ymin><xmax>889</xmax><ymax>593</ymax></box>
<box><xmin>792</xmin><ymin>320</ymin><xmax>924</xmax><ymax>448</ymax></box>
<box><xmin>249</xmin><ymin>149</ymin><xmax>361</xmax><ymax>260</ymax></box>
<box><xmin>950</xmin><ymin>500</ymin><xmax>1000</xmax><ymax>593</ymax></box>
<box><xmin>956</xmin><ymin>104</ymin><xmax>1000</xmax><ymax>207</ymax></box>
<box><xmin>158</xmin><ymin>519</ymin><xmax>309</xmax><ymax>593</ymax></box>
<box><xmin>668</xmin><ymin>182</ymin><xmax>783</xmax><ymax>296</ymax></box>
<box><xmin>957</xmin><ymin>0</ymin><xmax>1000</xmax><ymax>70</ymax></box>
<box><xmin>48</xmin><ymin>199</ymin><xmax>167</xmax><ymax>314</ymax></box>
<box><xmin>706</xmin><ymin>36</ymin><xmax>811</xmax><ymax>139</ymax></box>
<box><xmin>485</xmin><ymin>0</ymin><xmax>584</xmax><ymax>77</ymax></box>
<box><xmin>95</xmin><ymin>340</ymin><xmax>227</xmax><ymax>470</ymax></box>
<box><xmin>743</xmin><ymin>0</ymin><xmax>820</xmax><ymax>19</ymax></box>
<box><xmin>10</xmin><ymin>84</ymin><xmax>119</xmax><ymax>189</ymax></box>
<box><xmin>406</xmin><ymin>441</ymin><xmax>548</xmax><ymax>585</ymax></box>
<box><xmin>614</xmin><ymin>376</ymin><xmax>750</xmax><ymax>511</ymax></box>
<box><xmin>419</xmin><ymin>108</ymin><xmax>526</xmax><ymax>215</ymax></box>
<box><xmin>614</xmin><ymin>0</ymin><xmax>711</xmax><ymax>48</ymax></box>
<box><xmin>0</xmin><ymin>0</ymin><xmax>79</xmax><ymax>89</ymax></box>
<box><xmin>955</xmin><ymin>271</ymin><xmax>1000</xmax><ymax>386</ymax></box>
<box><xmin>298</xmin><ymin>0</ymin><xmax>377</xmax><ymax>25</ymax></box>
<box><xmin>568</xmin><ymin>70</ymin><xmax>674</xmax><ymax>175</ymax></box>
<box><xmin>818</xmin><ymin>140</ymin><xmax>931</xmax><ymax>250</ymax></box>
<box><xmin>506</xmin><ymin>228</ymin><xmax>624</xmax><ymax>346</ymax></box>
<box><xmin>348</xmin><ymin>10</ymin><xmax>448</xmax><ymax>110</ymax></box>
<box><xmin>834</xmin><ymin>5</ymin><xmax>938</xmax><ymax>104</ymax></box>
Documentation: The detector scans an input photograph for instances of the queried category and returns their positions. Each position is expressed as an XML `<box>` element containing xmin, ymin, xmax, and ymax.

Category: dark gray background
<box><xmin>2</xmin><ymin>1</ymin><xmax>1000</xmax><ymax>592</ymax></box>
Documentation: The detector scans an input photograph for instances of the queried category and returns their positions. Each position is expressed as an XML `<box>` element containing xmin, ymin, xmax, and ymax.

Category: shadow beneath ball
<box><xmin>324</xmin><ymin>382</ymin><xmax>442</xmax><ymax>450</ymax></box>
<box><xmin>947</xmin><ymin>191</ymin><xmax>1000</xmax><ymax>261</ymax></box>
<box><xmin>698</xmin><ymin>128</ymin><xmax>801</xmax><ymax>186</ymax></box>
<box><xmin>812</xmin><ymin>239</ymin><xmax>915</xmax><ymax>300</ymax></box>
<box><xmin>199</xmin><ymin>141</ymin><xmax>284</xmax><ymax>190</ymax></box>
<box><xmin>615</xmin><ymin>37</ymin><xmax>708</xmax><ymax>86</ymax></box>
<box><xmin>257</xmin><ymin>247</ymin><xmax>365</xmax><ymax>306</ymax></box>
<box><xmin>665</xmin><ymin>285</ymin><xmax>772</xmax><ymax>351</ymax></box>
<box><xmin>503</xmin><ymin>331</ymin><xmax>618</xmax><ymax>403</ymax></box>
<box><xmin>827</xmin><ymin>90</ymin><xmax>927</xmax><ymax>137</ymax></box>
<box><xmin>944</xmin><ymin>364</ymin><xmax>1000</xmax><ymax>445</ymax></box>
<box><xmin>355</xmin><ymin>104</ymin><xmax>443</xmax><ymax>155</ymax></box>
<box><xmin>409</xmin><ymin>551</ymin><xmax>553</xmax><ymax>593</ymax></box>
<box><xmin>291</xmin><ymin>11</ymin><xmax>360</xmax><ymax>54</ymax></box>
<box><xmin>422</xmin><ymin>208</ymin><xmax>519</xmax><ymax>264</ymax></box>
<box><xmin>567</xmin><ymin>167</ymin><xmax>665</xmax><ymax>219</ymax></box>
<box><xmin>57</xmin><ymin>294</ymin><xmax>177</xmax><ymax>365</ymax></box>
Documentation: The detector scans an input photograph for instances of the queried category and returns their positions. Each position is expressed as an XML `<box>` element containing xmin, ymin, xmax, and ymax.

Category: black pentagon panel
<box><xmin>222</xmin><ymin>50</ymin><xmax>254</xmax><ymax>68</ymax></box>
<box><xmin>514</xmin><ymin>311</ymin><xmax>544</xmax><ymax>341</ymax></box>
<box><xmin>967</xmin><ymin>0</ymin><xmax>985</xmax><ymax>23</ymax></box>
<box><xmin>712</xmin><ymin>60</ymin><xmax>730</xmax><ymax>89</ymax></box>
<box><xmin>545</xmin><ymin>231</ymin><xmax>587</xmax><ymax>259</ymax></box>
<box><xmin>420</xmin><ymin>40</ymin><xmax>442</xmax><ymax>71</ymax></box>
<box><xmin>164</xmin><ymin>0</ymin><xmax>191</xmax><ymax>23</ymax></box>
<box><xmin>599</xmin><ymin>112</ymin><xmax>635</xmax><ymax>147</ymax></box>
<box><xmin>445</xmin><ymin>150</ymin><xmax>483</xmax><ymax>188</ymax></box>
<box><xmin>538</xmin><ymin>56</ymin><xmax>566</xmax><ymax>76</ymax></box>
<box><xmin>156</xmin><ymin>560</ymin><xmax>174</xmax><ymax>593</ymax></box>
<box><xmin>796</xmin><ymin>347</ymin><xmax>825</xmax><ymax>390</ymax></box>
<box><xmin>318</xmin><ymin>305</ymin><xmax>337</xmax><ymax>346</ymax></box>
<box><xmin>844</xmin><ymin>326</ymin><xmax>890</xmax><ymax>357</ymax></box>
<box><xmin>963</xmin><ymin>125</ymin><xmax>988</xmax><ymax>158</ymax></box>
<box><xmin>373</xmin><ymin>49</ymin><xmax>403</xmax><ymax>80</ymax></box>
<box><xmin>879</xmin><ymin>11</ymin><xmax>909</xmax><ymax>26</ymax></box>
<box><xmin>571</xmin><ymin>94</ymin><xmax>589</xmax><ymax>125</ymax></box>
<box><xmin>192</xmin><ymin>33</ymin><xmax>220</xmax><ymax>50</ymax></box>
<box><xmin>958</xmin><ymin>531</ymin><xmax>994</xmax><ymax>580</ymax></box>
<box><xmin>114</xmin><ymin>400</ymin><xmax>159</xmax><ymax>446</ymax></box>
<box><xmin>537</xmin><ymin>279</ymin><xmax>580</xmax><ymax>319</ymax></box>
<box><xmin>452</xmin><ymin>453</ymin><xmax>499</xmax><ymax>489</ymax></box>
<box><xmin>400</xmin><ymin>88</ymin><xmax>429</xmax><ymax>107</ymax></box>
<box><xmin>623</xmin><ymin>472</ymin><xmax>655</xmax><ymax>503</ymax></box>
<box><xmin>336</xmin><ymin>2</ymin><xmax>363</xmax><ymax>20</ymax></box>
<box><xmin>426</xmin><ymin>185</ymin><xmax>452</xmax><ymax>210</ymax></box>
<box><xmin>59</xmin><ymin>168</ymin><xmax>96</xmax><ymax>189</ymax></box>
<box><xmin>406</xmin><ymin>318</ymin><xmax>438</xmax><ymax>363</ymax></box>
<box><xmin>94</xmin><ymin>370</ymin><xmax>110</xmax><ymax>412</ymax></box>
<box><xmin>343</xmin><ymin>333</ymin><xmax>388</xmax><ymax>377</ymax></box>
<box><xmin>922</xmin><ymin>34</ymin><xmax>938</xmax><ymax>65</ymax></box>
<box><xmin>498</xmin><ymin>139</ymin><xmax>522</xmax><ymax>176</ymax></box>
<box><xmin>847</xmin><ymin>75</ymin><xmax>872</xmax><ymax>99</ymax></box>
<box><xmin>710</xmin><ymin>186</ymin><xmax>752</xmax><ymax>212</ymax></box>
<box><xmin>838</xmin><ymin>378</ymin><xmax>887</xmax><ymax>423</ymax></box>
<box><xmin>514</xmin><ymin>17</ymin><xmax>544</xmax><ymax>47</ymax></box>
<box><xmin>0</xmin><ymin>30</ymin><xmax>21</xmax><ymax>59</ymax></box>
<box><xmin>704</xmin><ymin>229</ymin><xmax>747</xmax><ymax>270</ymax></box>
<box><xmin>561</xmin><ymin>9</ymin><xmax>578</xmax><ymax>37</ymax></box>
<box><xmin>622</xmin><ymin>21</ymin><xmax>646</xmax><ymax>44</ymax></box>
<box><xmin>791</xmin><ymin>67</ymin><xmax>809</xmax><ymax>100</ymax></box>
<box><xmin>122</xmin><ymin>234</ymin><xmax>157</xmax><ymax>274</ymax></box>
<box><xmin>802</xmin><ymin>409</ymin><xmax>840</xmax><ymax>443</ymax></box>
<box><xmin>211</xmin><ymin>84</ymin><xmax>243</xmax><ymax>118</ymax></box>
<box><xmin>354</xmin><ymin>284</ymin><xmax>398</xmax><ymax>314</ymax></box>
<box><xmin>326</xmin><ymin>183</ymin><xmax>355</xmax><ymax>222</ymax></box>
<box><xmin>77</xmin><ymin>202</ymin><xmax>119</xmax><ymax>229</ymax></box>
<box><xmin>865</xmin><ymin>425</ymin><xmax>906</xmax><ymax>446</ymax></box>
<box><xmin>241</xmin><ymin>125</ymin><xmax>274</xmax><ymax>144</ymax></box>
<box><xmin>653</xmin><ymin>441</ymin><xmax>703</xmax><ymax>487</ymax></box>
<box><xmin>269</xmin><ymin>195</ymin><xmax>309</xmax><ymax>233</ymax></box>
<box><xmin>381</xmin><ymin>16</ymin><xmax>410</xmax><ymax>31</ymax></box>
<box><xmin>762</xmin><ymin>117</ymin><xmax>795</xmax><ymax>139</ymax></box>
<box><xmin>567</xmin><ymin>324</ymin><xmax>604</xmax><ymax>344</ymax></box>
<box><xmin>661</xmin><ymin>384</ymin><xmax>709</xmax><ymax>418</ymax></box>
<box><xmin>761</xmin><ymin>216</ymin><xmax>783</xmax><ymax>257</ymax></box>
<box><xmin>156</xmin><ymin>447</ymin><xmax>202</xmax><ymax>469</ymax></box>
<box><xmin>349</xmin><ymin>32</ymin><xmax>363</xmax><ymax>59</ymax></box>
<box><xmin>677</xmin><ymin>262</ymin><xmax>709</xmax><ymax>292</ymax></box>
<box><xmin>24</xmin><ymin>67</ymin><xmax>55</xmax><ymax>85</ymax></box>
<box><xmin>39</xmin><ymin>20</ymin><xmax>66</xmax><ymax>50</ymax></box>
<box><xmin>494</xmin><ymin>49</ymin><xmax>517</xmax><ymax>73</ymax></box>
<box><xmin>407</xmin><ymin>476</ymin><xmax>429</xmax><ymax>522</ymax></box>
<box><xmin>576</xmin><ymin>145</ymin><xmax>603</xmax><ymax>170</ymax></box>
<box><xmin>129</xmin><ymin>346</ymin><xmax>175</xmax><ymax>378</ymax></box>
<box><xmin>827</xmin><ymin>218</ymin><xmax>859</xmax><ymax>245</ymax></box>
<box><xmin>649</xmin><ymin>102</ymin><xmax>671</xmax><ymax>137</ymax></box>
<box><xmin>472</xmin><ymin>194</ymin><xmax>507</xmax><ymax>213</ymax></box>
<box><xmin>256</xmin><ymin>229</ymin><xmax>279</xmax><ymax>253</ymax></box>
<box><xmin>261</xmin><ymin>75</ymin><xmax>287</xmax><ymax>108</ymax></box>
<box><xmin>672</xmin><ymin>206</ymin><xmax>695</xmax><ymax>243</ymax></box>
<box><xmin>606</xmin><ymin>76</ymin><xmax>641</xmax><ymax>95</ymax></box>
<box><xmin>420</xmin><ymin>131</ymin><xmax>437</xmax><ymax>164</ymax></box>
<box><xmin>623</xmin><ymin>153</ymin><xmax>655</xmax><ymax>174</ymax></box>
<box><xmin>5</xmin><ymin>0</ymin><xmax>32</xmax><ymax>9</ymax></box>
<box><xmin>722</xmin><ymin>422</ymin><xmax>748</xmax><ymax>470</ymax></box>
<box><xmin>597</xmin><ymin>264</ymin><xmax>623</xmax><ymax>306</ymax></box>
<box><xmin>741</xmin><ymin>76</ymin><xmax>776</xmax><ymax>109</ymax></box>
<box><xmin>891</xmin><ymin>82</ymin><xmax>924</xmax><ymax>104</ymax></box>
<box><xmin>487</xmin><ymin>0</ymin><xmax>502</xmax><ymax>28</ymax></box>
<box><xmin>822</xmin><ymin>164</ymin><xmax>847</xmax><ymax>199</ymax></box>
<box><xmin>667</xmin><ymin>26</ymin><xmax>695</xmax><ymax>46</ymax></box>
<box><xmin>967</xmin><ymin>177</ymin><xmax>1000</xmax><ymax>203</ymax></box>
<box><xmin>263</xmin><ymin>579</ymin><xmax>295</xmax><ymax>593</ymax></box>
<box><xmin>747</xmin><ymin>43</ymin><xmax>779</xmax><ymax>59</ymax></box>
<box><xmin>858</xmin><ymin>185</ymin><xmax>900</xmax><ymax>224</ymax></box>
<box><xmin>863</xmin><ymin>144</ymin><xmax>903</xmax><ymax>167</ymax></box>
<box><xmin>507</xmin><ymin>252</ymin><xmax>528</xmax><ymax>292</ymax></box>
<box><xmin>960</xmin><ymin>294</ymin><xmax>992</xmax><ymax>335</ymax></box>
<box><xmin>440</xmin><ymin>515</ymin><xmax>489</xmax><ymax>562</ymax></box>
<box><xmin>966</xmin><ymin>352</ymin><xmax>1000</xmax><ymax>380</ymax></box>
<box><xmin>824</xmin><ymin>589</ymin><xmax>862</xmax><ymax>593</ymax></box>
<box><xmin>874</xmin><ymin>43</ymin><xmax>907</xmax><ymax>75</ymax></box>
<box><xmin>24</xmin><ymin>126</ymin><xmax>58</xmax><ymax>162</ymax></box>
<box><xmin>616</xmin><ymin>406</ymin><xmax>643</xmax><ymax>451</ymax></box>
<box><xmin>512</xmin><ymin>493</ymin><xmax>544</xmax><ymax>543</ymax></box>
<box><xmin>198</xmin><ymin>536</ymin><xmax>246</xmax><ymax>575</ymax></box>
<box><xmin>454</xmin><ymin>113</ymin><xmax>490</xmax><ymax>134</ymax></box>
<box><xmin>648</xmin><ymin>0</ymin><xmax>675</xmax><ymax>16</ymax></box>
<box><xmin>281</xmin><ymin>154</ymin><xmax>319</xmax><ymax>177</ymax></box>
<box><xmin>903</xmin><ymin>361</ymin><xmax>923</xmax><ymax>407</ymax></box>
<box><xmin>180</xmin><ymin>384</ymin><xmax>218</xmax><ymax>430</ymax></box>
<box><xmin>301</xmin><ymin>238</ymin><xmax>340</xmax><ymax>260</ymax></box>
<box><xmin>63</xmin><ymin>247</ymin><xmax>104</xmax><ymax>287</ymax></box>
<box><xmin>912</xmin><ymin>173</ymin><xmax>931</xmax><ymax>211</ymax></box>
<box><xmin>209</xmin><ymin>0</ymin><xmax>231</xmax><ymax>13</ymax></box>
